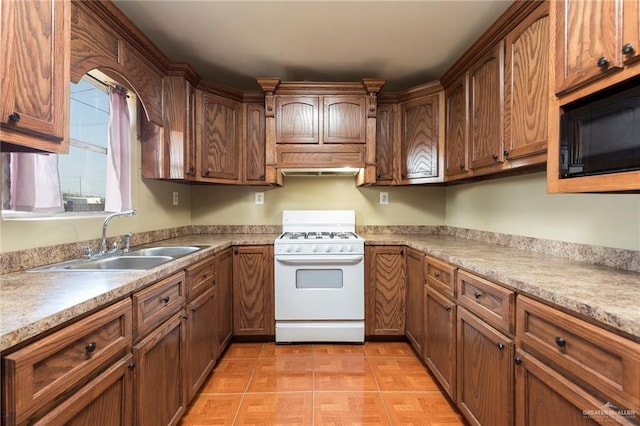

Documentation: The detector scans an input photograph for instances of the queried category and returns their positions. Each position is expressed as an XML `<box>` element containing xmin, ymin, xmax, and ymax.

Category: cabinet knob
<box><xmin>128</xmin><ymin>362</ymin><xmax>136</xmax><ymax>370</ymax></box>
<box><xmin>187</xmin><ymin>166</ymin><xmax>195</xmax><ymax>175</ymax></box>
<box><xmin>444</xmin><ymin>305</ymin><xmax>452</xmax><ymax>312</ymax></box>
<box><xmin>8</xmin><ymin>112</ymin><xmax>20</xmax><ymax>123</ymax></box>
<box><xmin>555</xmin><ymin>336</ymin><xmax>567</xmax><ymax>348</ymax></box>
<box><xmin>191</xmin><ymin>306</ymin><xmax>197</xmax><ymax>312</ymax></box>
<box><xmin>503</xmin><ymin>150</ymin><xmax>510</xmax><ymax>158</ymax></box>
<box><xmin>162</xmin><ymin>296</ymin><xmax>170</xmax><ymax>304</ymax></box>
<box><xmin>496</xmin><ymin>342</ymin><xmax>505</xmax><ymax>350</ymax></box>
<box><xmin>259</xmin><ymin>174</ymin><xmax>265</xmax><ymax>179</ymax></box>
<box><xmin>376</xmin><ymin>173</ymin><xmax>381</xmax><ymax>179</ymax></box>
<box><xmin>433</xmin><ymin>272</ymin><xmax>440</xmax><ymax>278</ymax></box>
<box><xmin>85</xmin><ymin>342</ymin><xmax>97</xmax><ymax>353</ymax></box>
<box><xmin>597</xmin><ymin>56</ymin><xmax>610</xmax><ymax>68</ymax></box>
<box><xmin>204</xmin><ymin>170</ymin><xmax>211</xmax><ymax>177</ymax></box>
<box><xmin>514</xmin><ymin>357</ymin><xmax>522</xmax><ymax>365</ymax></box>
<box><xmin>459</xmin><ymin>164</ymin><xmax>465</xmax><ymax>170</ymax></box>
<box><xmin>474</xmin><ymin>291</ymin><xmax>482</xmax><ymax>299</ymax></box>
<box><xmin>492</xmin><ymin>154</ymin><xmax>499</xmax><ymax>161</ymax></box>
<box><xmin>622</xmin><ymin>43</ymin><xmax>635</xmax><ymax>55</ymax></box>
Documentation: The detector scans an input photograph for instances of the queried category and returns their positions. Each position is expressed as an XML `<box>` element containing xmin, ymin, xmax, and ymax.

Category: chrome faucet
<box><xmin>99</xmin><ymin>209</ymin><xmax>136</xmax><ymax>255</ymax></box>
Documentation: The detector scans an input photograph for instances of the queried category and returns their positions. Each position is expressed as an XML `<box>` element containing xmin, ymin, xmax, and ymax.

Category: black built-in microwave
<box><xmin>560</xmin><ymin>79</ymin><xmax>640</xmax><ymax>178</ymax></box>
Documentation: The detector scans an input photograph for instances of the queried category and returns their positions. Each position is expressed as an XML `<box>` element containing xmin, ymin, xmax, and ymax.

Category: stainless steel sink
<box><xmin>29</xmin><ymin>245</ymin><xmax>209</xmax><ymax>272</ymax></box>
<box><xmin>126</xmin><ymin>246</ymin><xmax>203</xmax><ymax>258</ymax></box>
<box><xmin>64</xmin><ymin>255</ymin><xmax>173</xmax><ymax>271</ymax></box>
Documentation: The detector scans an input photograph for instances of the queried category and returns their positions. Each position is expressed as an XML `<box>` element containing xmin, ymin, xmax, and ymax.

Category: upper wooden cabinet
<box><xmin>141</xmin><ymin>69</ymin><xmax>198</xmax><ymax>180</ymax></box>
<box><xmin>400</xmin><ymin>88</ymin><xmax>444</xmax><ymax>183</ymax></box>
<box><xmin>444</xmin><ymin>74</ymin><xmax>470</xmax><ymax>180</ymax></box>
<box><xmin>469</xmin><ymin>41</ymin><xmax>505</xmax><ymax>173</ymax></box>
<box><xmin>258</xmin><ymin>78</ymin><xmax>384</xmax><ymax>184</ymax></box>
<box><xmin>0</xmin><ymin>0</ymin><xmax>70</xmax><ymax>153</ymax></box>
<box><xmin>503</xmin><ymin>2</ymin><xmax>549</xmax><ymax>164</ymax></box>
<box><xmin>244</xmin><ymin>101</ymin><xmax>268</xmax><ymax>184</ymax></box>
<box><xmin>195</xmin><ymin>90</ymin><xmax>242</xmax><ymax>183</ymax></box>
<box><xmin>374</xmin><ymin>102</ymin><xmax>398</xmax><ymax>184</ymax></box>
<box><xmin>554</xmin><ymin>0</ymin><xmax>640</xmax><ymax>96</ymax></box>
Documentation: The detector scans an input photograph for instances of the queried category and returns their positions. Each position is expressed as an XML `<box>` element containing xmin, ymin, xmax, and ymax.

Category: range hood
<box><xmin>279</xmin><ymin>167</ymin><xmax>362</xmax><ymax>177</ymax></box>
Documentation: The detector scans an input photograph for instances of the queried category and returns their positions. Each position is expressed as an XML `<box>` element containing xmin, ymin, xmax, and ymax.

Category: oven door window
<box><xmin>296</xmin><ymin>269</ymin><xmax>343</xmax><ymax>289</ymax></box>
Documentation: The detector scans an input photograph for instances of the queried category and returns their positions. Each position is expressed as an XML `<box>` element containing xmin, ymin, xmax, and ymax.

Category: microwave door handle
<box><xmin>276</xmin><ymin>256</ymin><xmax>363</xmax><ymax>265</ymax></box>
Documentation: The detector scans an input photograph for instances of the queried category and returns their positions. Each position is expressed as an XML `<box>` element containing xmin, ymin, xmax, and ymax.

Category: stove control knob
<box><xmin>286</xmin><ymin>245</ymin><xmax>293</xmax><ymax>253</ymax></box>
<box><xmin>294</xmin><ymin>245</ymin><xmax>301</xmax><ymax>253</ymax></box>
<box><xmin>312</xmin><ymin>245</ymin><xmax>318</xmax><ymax>253</ymax></box>
<box><xmin>338</xmin><ymin>245</ymin><xmax>345</xmax><ymax>252</ymax></box>
<box><xmin>347</xmin><ymin>245</ymin><xmax>354</xmax><ymax>252</ymax></box>
<box><xmin>324</xmin><ymin>245</ymin><xmax>332</xmax><ymax>253</ymax></box>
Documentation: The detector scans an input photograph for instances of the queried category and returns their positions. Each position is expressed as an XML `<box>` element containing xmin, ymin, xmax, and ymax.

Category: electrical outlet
<box><xmin>380</xmin><ymin>192</ymin><xmax>389</xmax><ymax>205</ymax></box>
<box><xmin>172</xmin><ymin>191</ymin><xmax>179</xmax><ymax>206</ymax></box>
<box><xmin>255</xmin><ymin>192</ymin><xmax>264</xmax><ymax>205</ymax></box>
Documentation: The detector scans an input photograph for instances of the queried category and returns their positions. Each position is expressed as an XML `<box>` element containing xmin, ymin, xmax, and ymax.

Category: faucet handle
<box><xmin>82</xmin><ymin>245</ymin><xmax>94</xmax><ymax>259</ymax></box>
<box><xmin>123</xmin><ymin>232</ymin><xmax>133</xmax><ymax>252</ymax></box>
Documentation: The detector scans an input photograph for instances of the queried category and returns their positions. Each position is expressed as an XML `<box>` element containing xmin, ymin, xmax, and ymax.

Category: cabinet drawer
<box><xmin>517</xmin><ymin>296</ymin><xmax>640</xmax><ymax>413</ymax></box>
<box><xmin>2</xmin><ymin>298</ymin><xmax>132</xmax><ymax>425</ymax></box>
<box><xmin>425</xmin><ymin>256</ymin><xmax>456</xmax><ymax>298</ymax></box>
<box><xmin>133</xmin><ymin>271</ymin><xmax>186</xmax><ymax>339</ymax></box>
<box><xmin>186</xmin><ymin>257</ymin><xmax>215</xmax><ymax>301</ymax></box>
<box><xmin>457</xmin><ymin>270</ymin><xmax>514</xmax><ymax>335</ymax></box>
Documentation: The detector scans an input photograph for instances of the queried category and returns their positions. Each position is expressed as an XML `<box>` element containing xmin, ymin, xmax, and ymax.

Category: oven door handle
<box><xmin>276</xmin><ymin>255</ymin><xmax>363</xmax><ymax>265</ymax></box>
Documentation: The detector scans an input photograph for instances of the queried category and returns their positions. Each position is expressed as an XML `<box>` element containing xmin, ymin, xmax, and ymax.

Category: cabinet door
<box><xmin>365</xmin><ymin>246</ymin><xmax>405</xmax><ymax>336</ymax></box>
<box><xmin>405</xmin><ymin>248</ymin><xmax>424</xmax><ymax>356</ymax></box>
<box><xmin>33</xmin><ymin>354</ymin><xmax>133</xmax><ymax>426</ymax></box>
<box><xmin>374</xmin><ymin>103</ymin><xmax>396</xmax><ymax>184</ymax></box>
<box><xmin>133</xmin><ymin>311</ymin><xmax>186</xmax><ymax>426</ymax></box>
<box><xmin>276</xmin><ymin>96</ymin><xmax>319</xmax><ymax>144</ymax></box>
<box><xmin>233</xmin><ymin>246</ymin><xmax>274</xmax><ymax>336</ymax></box>
<box><xmin>196</xmin><ymin>91</ymin><xmax>241</xmax><ymax>181</ymax></box>
<box><xmin>215</xmin><ymin>248</ymin><xmax>233</xmax><ymax>354</ymax></box>
<box><xmin>457</xmin><ymin>307</ymin><xmax>513</xmax><ymax>426</ymax></box>
<box><xmin>323</xmin><ymin>96</ymin><xmax>367</xmax><ymax>144</ymax></box>
<box><xmin>555</xmin><ymin>0</ymin><xmax>624</xmax><ymax>94</ymax></box>
<box><xmin>401</xmin><ymin>95</ymin><xmax>440</xmax><ymax>180</ymax></box>
<box><xmin>244</xmin><ymin>102</ymin><xmax>267</xmax><ymax>183</ymax></box>
<box><xmin>514</xmin><ymin>349</ymin><xmax>630</xmax><ymax>426</ymax></box>
<box><xmin>469</xmin><ymin>41</ymin><xmax>505</xmax><ymax>172</ymax></box>
<box><xmin>444</xmin><ymin>74</ymin><xmax>469</xmax><ymax>179</ymax></box>
<box><xmin>0</xmin><ymin>0</ymin><xmax>69</xmax><ymax>152</ymax></box>
<box><xmin>504</xmin><ymin>3</ymin><xmax>549</xmax><ymax>162</ymax></box>
<box><xmin>185</xmin><ymin>287</ymin><xmax>216</xmax><ymax>402</ymax></box>
<box><xmin>424</xmin><ymin>287</ymin><xmax>456</xmax><ymax>401</ymax></box>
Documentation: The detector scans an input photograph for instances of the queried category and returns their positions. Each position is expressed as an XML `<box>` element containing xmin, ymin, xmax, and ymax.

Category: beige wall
<box><xmin>445</xmin><ymin>172</ymin><xmax>640</xmax><ymax>251</ymax></box>
<box><xmin>191</xmin><ymin>176</ymin><xmax>447</xmax><ymax>227</ymax></box>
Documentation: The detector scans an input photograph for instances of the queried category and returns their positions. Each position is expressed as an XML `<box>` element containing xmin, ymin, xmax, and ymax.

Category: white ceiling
<box><xmin>112</xmin><ymin>0</ymin><xmax>513</xmax><ymax>92</ymax></box>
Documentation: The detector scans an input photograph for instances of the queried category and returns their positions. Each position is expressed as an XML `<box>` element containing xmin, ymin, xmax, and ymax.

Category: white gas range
<box><xmin>274</xmin><ymin>210</ymin><xmax>365</xmax><ymax>343</ymax></box>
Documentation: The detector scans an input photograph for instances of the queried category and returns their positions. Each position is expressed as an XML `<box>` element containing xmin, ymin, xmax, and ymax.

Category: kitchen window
<box><xmin>1</xmin><ymin>73</ymin><xmax>135</xmax><ymax>218</ymax></box>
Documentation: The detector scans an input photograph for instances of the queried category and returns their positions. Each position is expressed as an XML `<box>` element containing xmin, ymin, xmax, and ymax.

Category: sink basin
<box><xmin>29</xmin><ymin>244</ymin><xmax>209</xmax><ymax>272</ymax></box>
<box><xmin>64</xmin><ymin>255</ymin><xmax>173</xmax><ymax>271</ymax></box>
<box><xmin>126</xmin><ymin>246</ymin><xmax>203</xmax><ymax>258</ymax></box>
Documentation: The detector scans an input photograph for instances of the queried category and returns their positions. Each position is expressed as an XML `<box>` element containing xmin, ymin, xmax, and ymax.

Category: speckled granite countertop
<box><xmin>1</xmin><ymin>232</ymin><xmax>639</xmax><ymax>352</ymax></box>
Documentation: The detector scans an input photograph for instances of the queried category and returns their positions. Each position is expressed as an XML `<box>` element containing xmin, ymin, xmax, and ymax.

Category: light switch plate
<box><xmin>255</xmin><ymin>192</ymin><xmax>264</xmax><ymax>204</ymax></box>
<box><xmin>380</xmin><ymin>192</ymin><xmax>389</xmax><ymax>204</ymax></box>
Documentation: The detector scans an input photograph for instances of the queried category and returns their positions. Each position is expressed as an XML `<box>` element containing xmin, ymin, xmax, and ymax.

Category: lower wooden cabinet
<box><xmin>233</xmin><ymin>245</ymin><xmax>274</xmax><ymax>336</ymax></box>
<box><xmin>514</xmin><ymin>349</ymin><xmax>635</xmax><ymax>426</ymax></box>
<box><xmin>216</xmin><ymin>248</ymin><xmax>233</xmax><ymax>352</ymax></box>
<box><xmin>405</xmin><ymin>247</ymin><xmax>425</xmax><ymax>355</ymax></box>
<box><xmin>365</xmin><ymin>245</ymin><xmax>406</xmax><ymax>336</ymax></box>
<box><xmin>424</xmin><ymin>286</ymin><xmax>457</xmax><ymax>401</ymax></box>
<box><xmin>185</xmin><ymin>287</ymin><xmax>216</xmax><ymax>402</ymax></box>
<box><xmin>133</xmin><ymin>311</ymin><xmax>186</xmax><ymax>426</ymax></box>
<box><xmin>33</xmin><ymin>354</ymin><xmax>134</xmax><ymax>425</ymax></box>
<box><xmin>457</xmin><ymin>306</ymin><xmax>514</xmax><ymax>426</ymax></box>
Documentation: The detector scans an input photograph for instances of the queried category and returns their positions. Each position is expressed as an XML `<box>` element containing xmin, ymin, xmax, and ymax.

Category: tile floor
<box><xmin>179</xmin><ymin>341</ymin><xmax>465</xmax><ymax>425</ymax></box>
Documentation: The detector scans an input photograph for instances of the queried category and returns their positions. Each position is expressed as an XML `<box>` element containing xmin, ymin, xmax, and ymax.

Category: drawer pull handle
<box><xmin>474</xmin><ymin>291</ymin><xmax>482</xmax><ymax>299</ymax></box>
<box><xmin>8</xmin><ymin>112</ymin><xmax>21</xmax><ymax>123</ymax></box>
<box><xmin>514</xmin><ymin>357</ymin><xmax>522</xmax><ymax>365</ymax></box>
<box><xmin>444</xmin><ymin>305</ymin><xmax>452</xmax><ymax>312</ymax></box>
<box><xmin>191</xmin><ymin>306</ymin><xmax>197</xmax><ymax>312</ymax></box>
<box><xmin>433</xmin><ymin>272</ymin><xmax>440</xmax><ymax>278</ymax></box>
<box><xmin>128</xmin><ymin>362</ymin><xmax>136</xmax><ymax>370</ymax></box>
<box><xmin>555</xmin><ymin>336</ymin><xmax>567</xmax><ymax>348</ymax></box>
<box><xmin>162</xmin><ymin>296</ymin><xmax>170</xmax><ymax>304</ymax></box>
<box><xmin>85</xmin><ymin>342</ymin><xmax>97</xmax><ymax>353</ymax></box>
<box><xmin>597</xmin><ymin>56</ymin><xmax>610</xmax><ymax>68</ymax></box>
<box><xmin>496</xmin><ymin>342</ymin><xmax>505</xmax><ymax>350</ymax></box>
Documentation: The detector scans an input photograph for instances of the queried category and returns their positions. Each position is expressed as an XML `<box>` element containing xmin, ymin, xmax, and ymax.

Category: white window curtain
<box><xmin>9</xmin><ymin>152</ymin><xmax>64</xmax><ymax>213</ymax></box>
<box><xmin>104</xmin><ymin>85</ymin><xmax>132</xmax><ymax>212</ymax></box>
